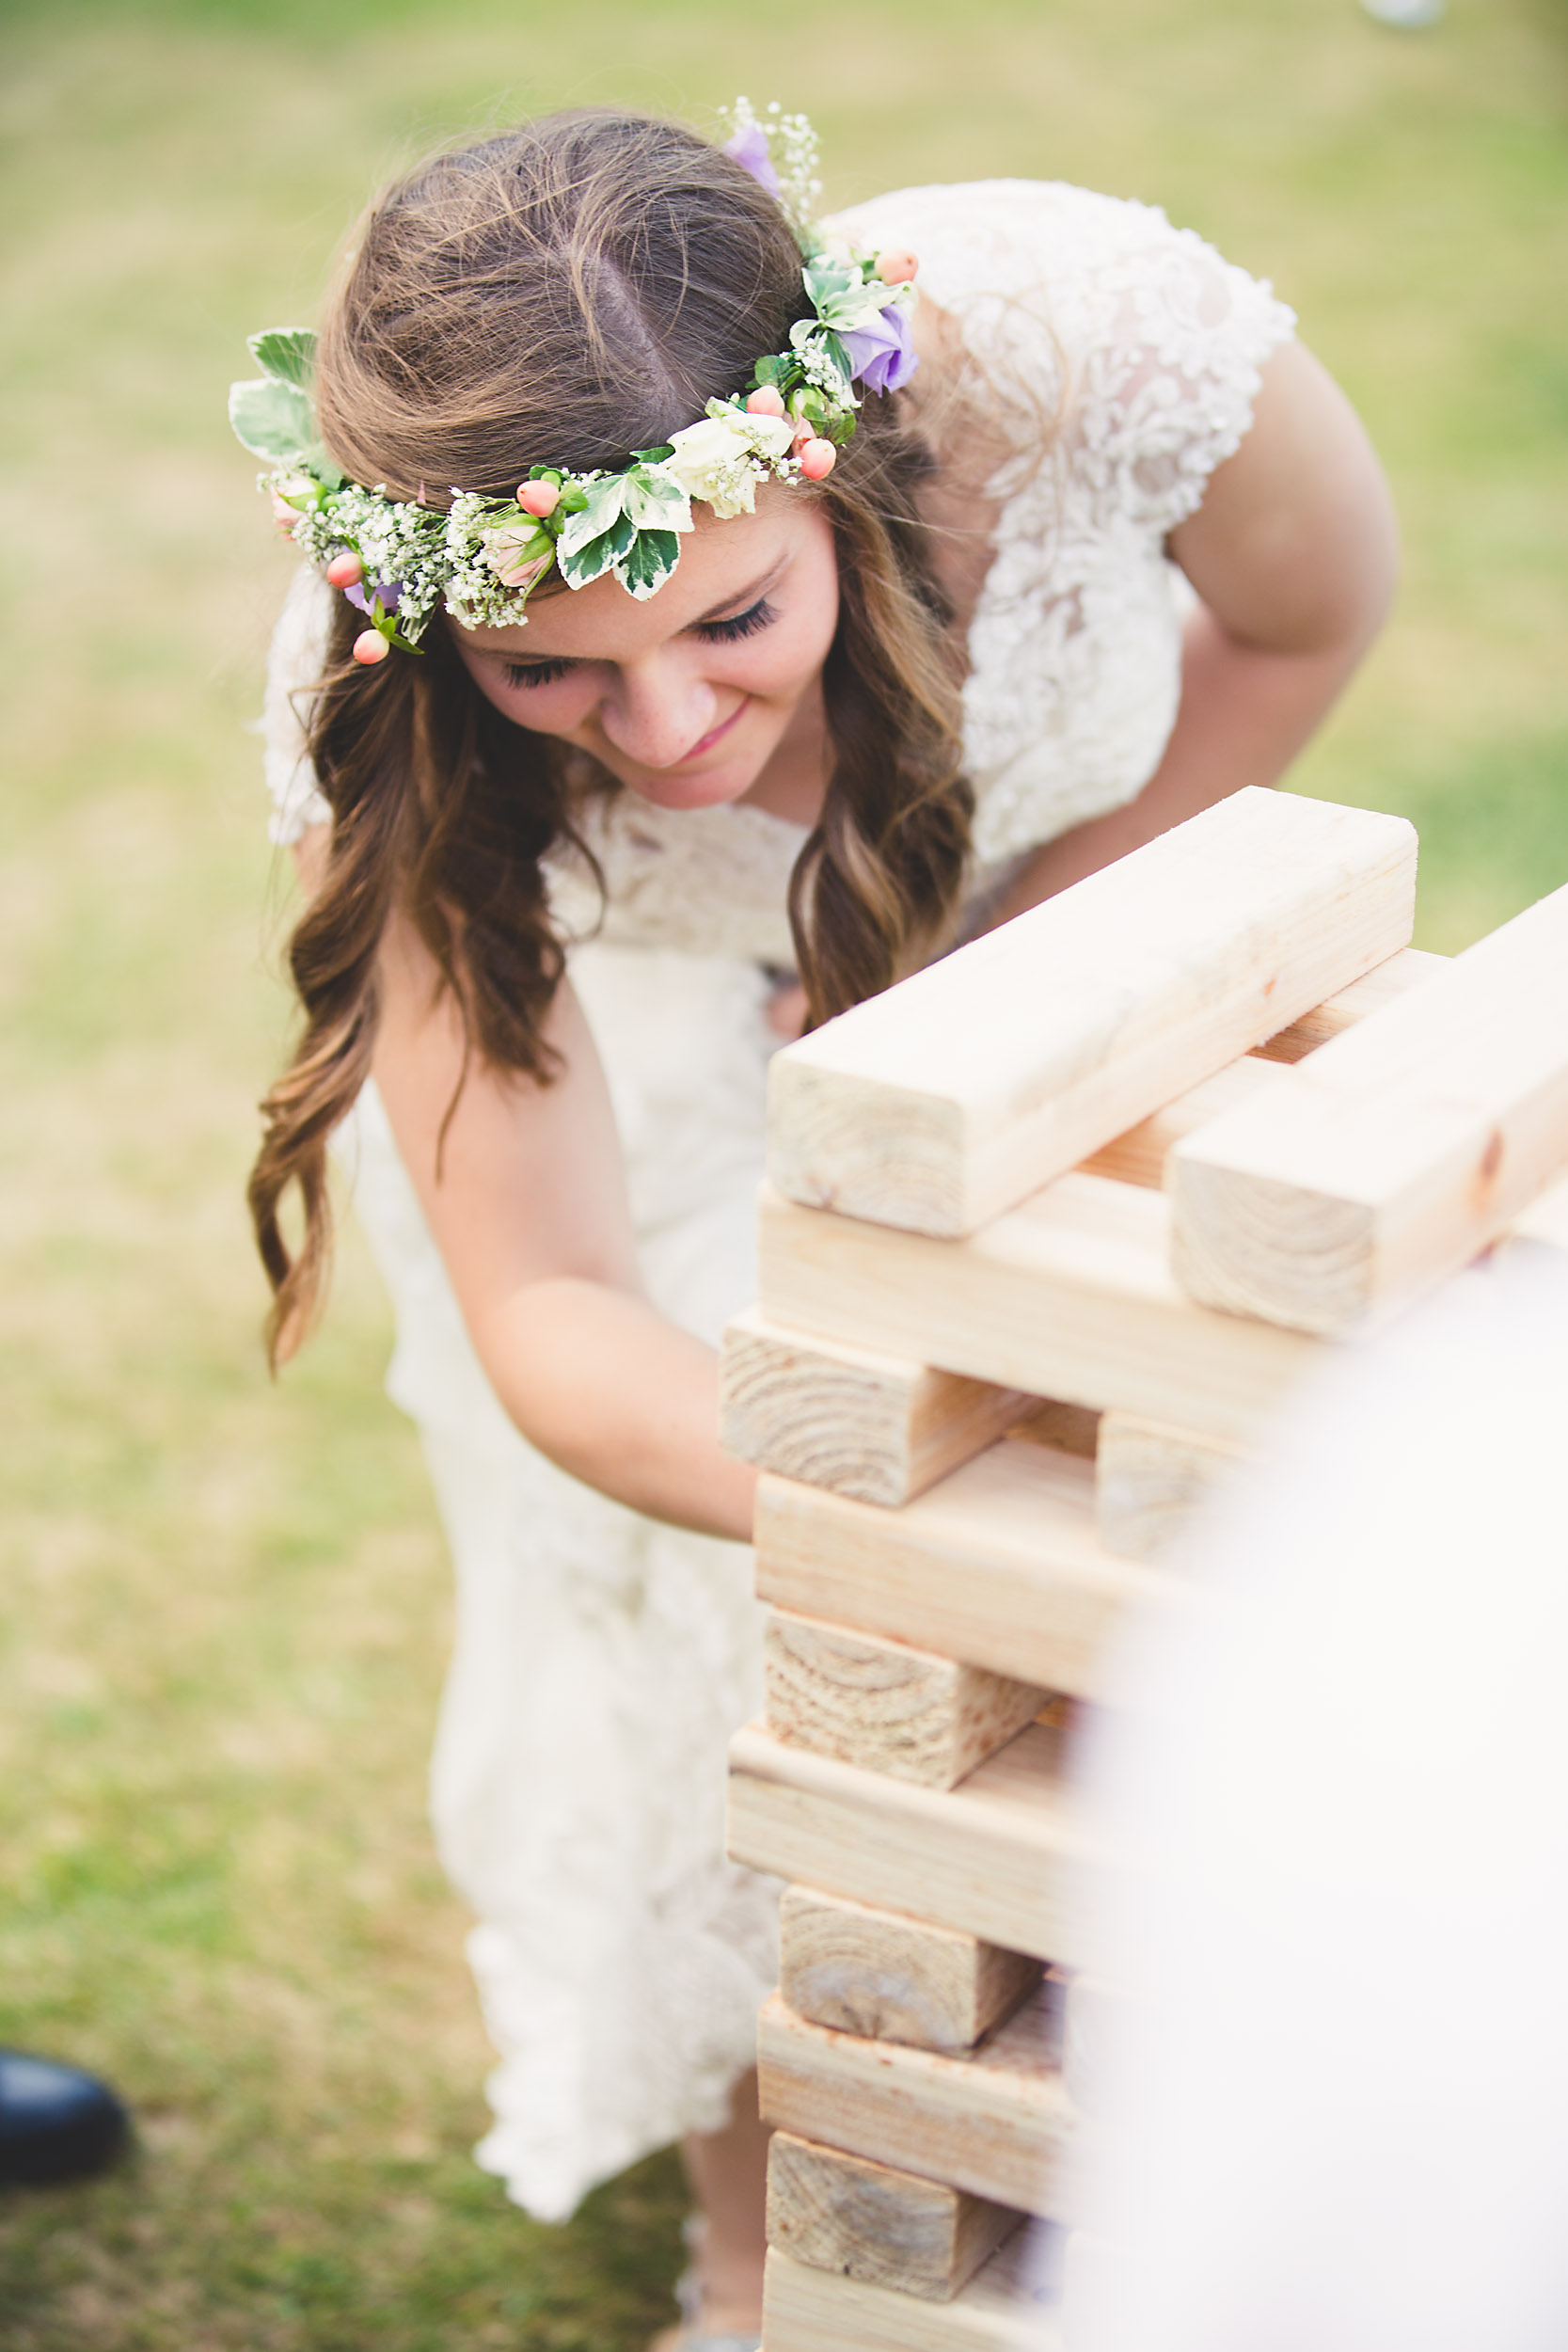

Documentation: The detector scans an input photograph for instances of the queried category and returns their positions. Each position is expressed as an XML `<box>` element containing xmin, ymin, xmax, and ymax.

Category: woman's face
<box><xmin>453</xmin><ymin>492</ymin><xmax>840</xmax><ymax>817</ymax></box>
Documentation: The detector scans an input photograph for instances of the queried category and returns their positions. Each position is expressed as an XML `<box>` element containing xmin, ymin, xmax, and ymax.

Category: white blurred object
<box><xmin>1064</xmin><ymin>1246</ymin><xmax>1568</xmax><ymax>2350</ymax></box>
<box><xmin>1360</xmin><ymin>0</ymin><xmax>1445</xmax><ymax>24</ymax></box>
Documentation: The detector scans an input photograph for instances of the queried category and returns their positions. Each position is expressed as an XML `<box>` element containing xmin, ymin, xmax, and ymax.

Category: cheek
<box><xmin>739</xmin><ymin>583</ymin><xmax>840</xmax><ymax>699</ymax></box>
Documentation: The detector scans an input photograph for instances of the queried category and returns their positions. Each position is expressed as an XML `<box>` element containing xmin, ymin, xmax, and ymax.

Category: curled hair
<box><xmin>251</xmin><ymin>108</ymin><xmax>971</xmax><ymax>1362</ymax></box>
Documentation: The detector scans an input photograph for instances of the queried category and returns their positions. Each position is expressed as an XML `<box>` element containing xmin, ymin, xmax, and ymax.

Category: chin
<box><xmin>621</xmin><ymin>764</ymin><xmax>757</xmax><ymax>815</ymax></box>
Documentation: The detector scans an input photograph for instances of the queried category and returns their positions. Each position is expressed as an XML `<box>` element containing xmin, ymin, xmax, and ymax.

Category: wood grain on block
<box><xmin>721</xmin><ymin>1309</ymin><xmax>1029</xmax><ymax>1506</ymax></box>
<box><xmin>767</xmin><ymin>789</ymin><xmax>1416</xmax><ymax>1239</ymax></box>
<box><xmin>1170</xmin><ymin>882</ymin><xmax>1568</xmax><ymax>1334</ymax></box>
<box><xmin>1095</xmin><ymin>1411</ymin><xmax>1245</xmax><ymax>1561</ymax></box>
<box><xmin>758</xmin><ymin>1172</ymin><xmax>1316</xmax><ymax>1448</ymax></box>
<box><xmin>780</xmin><ymin>1885</ymin><xmax>1042</xmax><ymax>2054</ymax></box>
<box><xmin>728</xmin><ymin>1720</ymin><xmax>1091</xmax><ymax>1966</ymax></box>
<box><xmin>763</xmin><ymin>2236</ymin><xmax>1057</xmax><ymax>2352</ymax></box>
<box><xmin>758</xmin><ymin>1986</ymin><xmax>1072</xmax><ymax>2218</ymax></box>
<box><xmin>1254</xmin><ymin>944</ymin><xmax>1449</xmax><ymax>1063</ymax></box>
<box><xmin>756</xmin><ymin>1440</ymin><xmax>1185</xmax><ymax>1698</ymax></box>
<box><xmin>767</xmin><ymin>2130</ymin><xmax>1021</xmax><ymax>2302</ymax></box>
<box><xmin>766</xmin><ymin>1611</ymin><xmax>1045</xmax><ymax>1789</ymax></box>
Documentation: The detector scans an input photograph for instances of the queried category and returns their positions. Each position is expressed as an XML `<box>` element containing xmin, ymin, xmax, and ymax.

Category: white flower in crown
<box><xmin>662</xmin><ymin>405</ymin><xmax>796</xmax><ymax>519</ymax></box>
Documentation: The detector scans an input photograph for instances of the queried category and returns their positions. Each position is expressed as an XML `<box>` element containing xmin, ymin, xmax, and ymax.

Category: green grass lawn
<box><xmin>1</xmin><ymin>0</ymin><xmax>1564</xmax><ymax>2343</ymax></box>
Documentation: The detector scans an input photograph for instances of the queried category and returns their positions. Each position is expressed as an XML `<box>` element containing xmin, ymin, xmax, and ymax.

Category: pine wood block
<box><xmin>766</xmin><ymin>1610</ymin><xmax>1045</xmax><ymax>1790</ymax></box>
<box><xmin>1076</xmin><ymin>1055</ymin><xmax>1282</xmax><ymax>1188</ymax></box>
<box><xmin>767</xmin><ymin>2130</ymin><xmax>1021</xmax><ymax>2302</ymax></box>
<box><xmin>758</xmin><ymin>1170</ymin><xmax>1316</xmax><ymax>1448</ymax></box>
<box><xmin>721</xmin><ymin>1309</ymin><xmax>1030</xmax><ymax>1505</ymax></box>
<box><xmin>1094</xmin><ymin>1410</ymin><xmax>1245</xmax><ymax>1561</ymax></box>
<box><xmin>755</xmin><ymin>1439</ymin><xmax>1187</xmax><ymax>1698</ymax></box>
<box><xmin>1073</xmin><ymin>950</ymin><xmax>1448</xmax><ymax>1190</ymax></box>
<box><xmin>1008</xmin><ymin>1397</ymin><xmax>1101</xmax><ymax>1456</ymax></box>
<box><xmin>779</xmin><ymin>1884</ymin><xmax>1042</xmax><ymax>2054</ymax></box>
<box><xmin>1254</xmin><ymin>944</ymin><xmax>1449</xmax><ymax>1063</ymax></box>
<box><xmin>763</xmin><ymin>2236</ymin><xmax>1057</xmax><ymax>2352</ymax></box>
<box><xmin>758</xmin><ymin>1985</ymin><xmax>1072</xmax><ymax>2218</ymax></box>
<box><xmin>767</xmin><ymin>789</ymin><xmax>1416</xmax><ymax>1239</ymax></box>
<box><xmin>728</xmin><ymin>1720</ymin><xmax>1091</xmax><ymax>1966</ymax></box>
<box><xmin>1170</xmin><ymin>882</ymin><xmax>1568</xmax><ymax>1333</ymax></box>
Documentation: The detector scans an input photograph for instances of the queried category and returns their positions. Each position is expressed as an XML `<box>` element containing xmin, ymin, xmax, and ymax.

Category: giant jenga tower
<box><xmin>721</xmin><ymin>787</ymin><xmax>1568</xmax><ymax>2350</ymax></box>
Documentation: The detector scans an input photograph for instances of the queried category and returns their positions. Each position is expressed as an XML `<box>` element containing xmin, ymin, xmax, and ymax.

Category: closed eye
<box><xmin>695</xmin><ymin>596</ymin><xmax>777</xmax><ymax>644</ymax></box>
<box><xmin>502</xmin><ymin>658</ymin><xmax>574</xmax><ymax>689</ymax></box>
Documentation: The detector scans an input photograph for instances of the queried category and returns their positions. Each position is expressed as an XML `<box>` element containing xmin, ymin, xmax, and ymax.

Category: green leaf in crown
<box><xmin>617</xmin><ymin>528</ymin><xmax>683</xmax><ymax>598</ymax></box>
<box><xmin>556</xmin><ymin>489</ymin><xmax>639</xmax><ymax>591</ymax></box>
<box><xmin>229</xmin><ymin>374</ymin><xmax>317</xmax><ymax>465</ymax></box>
<box><xmin>248</xmin><ymin>326</ymin><xmax>318</xmax><ymax>389</ymax></box>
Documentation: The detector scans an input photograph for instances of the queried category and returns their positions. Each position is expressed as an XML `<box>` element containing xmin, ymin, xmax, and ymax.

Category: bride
<box><xmin>240</xmin><ymin>99</ymin><xmax>1396</xmax><ymax>2346</ymax></box>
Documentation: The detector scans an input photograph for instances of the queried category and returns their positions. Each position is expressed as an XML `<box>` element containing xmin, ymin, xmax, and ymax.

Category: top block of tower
<box><xmin>767</xmin><ymin>787</ymin><xmax>1418</xmax><ymax>1239</ymax></box>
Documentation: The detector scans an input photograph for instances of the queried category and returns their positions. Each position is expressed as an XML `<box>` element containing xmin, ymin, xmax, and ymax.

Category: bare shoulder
<box><xmin>1169</xmin><ymin>342</ymin><xmax>1399</xmax><ymax>655</ymax></box>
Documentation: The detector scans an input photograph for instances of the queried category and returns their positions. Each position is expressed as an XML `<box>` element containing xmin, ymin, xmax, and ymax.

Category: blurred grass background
<box><xmin>1</xmin><ymin>0</ymin><xmax>1564</xmax><ymax>2343</ymax></box>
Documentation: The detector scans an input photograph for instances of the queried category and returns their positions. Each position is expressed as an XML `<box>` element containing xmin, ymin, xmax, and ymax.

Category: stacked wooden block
<box><xmin>721</xmin><ymin>787</ymin><xmax>1568</xmax><ymax>2351</ymax></box>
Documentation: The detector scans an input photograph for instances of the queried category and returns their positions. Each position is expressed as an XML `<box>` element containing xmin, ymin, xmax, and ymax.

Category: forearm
<box><xmin>992</xmin><ymin>603</ymin><xmax>1368</xmax><ymax>921</ymax></box>
<box><xmin>469</xmin><ymin>1275</ymin><xmax>758</xmax><ymax>1542</ymax></box>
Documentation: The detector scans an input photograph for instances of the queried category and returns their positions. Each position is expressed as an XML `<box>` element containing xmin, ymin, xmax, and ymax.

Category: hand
<box><xmin>766</xmin><ymin>978</ymin><xmax>810</xmax><ymax>1041</ymax></box>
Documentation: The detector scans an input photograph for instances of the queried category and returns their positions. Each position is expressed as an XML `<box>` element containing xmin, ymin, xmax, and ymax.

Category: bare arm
<box><xmin>357</xmin><ymin>903</ymin><xmax>756</xmax><ymax>1542</ymax></box>
<box><xmin>991</xmin><ymin>340</ymin><xmax>1399</xmax><ymax>920</ymax></box>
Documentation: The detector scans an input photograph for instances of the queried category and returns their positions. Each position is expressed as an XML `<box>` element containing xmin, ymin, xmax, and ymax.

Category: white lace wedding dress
<box><xmin>261</xmin><ymin>179</ymin><xmax>1294</xmax><ymax>2222</ymax></box>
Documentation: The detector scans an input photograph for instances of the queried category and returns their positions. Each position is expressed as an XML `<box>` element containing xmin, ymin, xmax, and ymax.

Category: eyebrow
<box><xmin>483</xmin><ymin>557</ymin><xmax>789</xmax><ymax>666</ymax></box>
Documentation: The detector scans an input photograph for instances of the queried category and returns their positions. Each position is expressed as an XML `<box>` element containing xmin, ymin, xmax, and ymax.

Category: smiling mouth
<box><xmin>677</xmin><ymin>699</ymin><xmax>748</xmax><ymax>764</ymax></box>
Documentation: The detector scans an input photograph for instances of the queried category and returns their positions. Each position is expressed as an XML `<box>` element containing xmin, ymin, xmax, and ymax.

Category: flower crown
<box><xmin>230</xmin><ymin>102</ymin><xmax>919</xmax><ymax>667</ymax></box>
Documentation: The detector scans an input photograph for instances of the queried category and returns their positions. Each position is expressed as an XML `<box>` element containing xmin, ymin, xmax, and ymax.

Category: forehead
<box><xmin>457</xmin><ymin>490</ymin><xmax>820</xmax><ymax>662</ymax></box>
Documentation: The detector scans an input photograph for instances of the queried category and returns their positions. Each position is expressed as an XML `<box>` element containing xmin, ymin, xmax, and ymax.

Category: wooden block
<box><xmin>755</xmin><ymin>1439</ymin><xmax>1189</xmax><ymax>1697</ymax></box>
<box><xmin>1008</xmin><ymin>1398</ymin><xmax>1100</xmax><ymax>1457</ymax></box>
<box><xmin>766</xmin><ymin>1611</ymin><xmax>1045</xmax><ymax>1790</ymax></box>
<box><xmin>758</xmin><ymin>1986</ymin><xmax>1073</xmax><ymax>2218</ymax></box>
<box><xmin>1094</xmin><ymin>1411</ymin><xmax>1245</xmax><ymax>1561</ymax></box>
<box><xmin>1077</xmin><ymin>1054</ymin><xmax>1283</xmax><ymax>1188</ymax></box>
<box><xmin>767</xmin><ymin>789</ymin><xmax>1416</xmax><ymax>1239</ymax></box>
<box><xmin>721</xmin><ymin>1309</ymin><xmax>1030</xmax><ymax>1505</ymax></box>
<box><xmin>1254</xmin><ymin>944</ymin><xmax>1449</xmax><ymax>1063</ymax></box>
<box><xmin>728</xmin><ymin>1720</ymin><xmax>1090</xmax><ymax>1966</ymax></box>
<box><xmin>758</xmin><ymin>1171</ymin><xmax>1317</xmax><ymax>1448</ymax></box>
<box><xmin>767</xmin><ymin>2130</ymin><xmax>1021</xmax><ymax>2302</ymax></box>
<box><xmin>779</xmin><ymin>1884</ymin><xmax>1042</xmax><ymax>2054</ymax></box>
<box><xmin>1076</xmin><ymin>951</ymin><xmax>1449</xmax><ymax>1189</ymax></box>
<box><xmin>763</xmin><ymin>2236</ymin><xmax>1058</xmax><ymax>2352</ymax></box>
<box><xmin>1170</xmin><ymin>882</ymin><xmax>1568</xmax><ymax>1333</ymax></box>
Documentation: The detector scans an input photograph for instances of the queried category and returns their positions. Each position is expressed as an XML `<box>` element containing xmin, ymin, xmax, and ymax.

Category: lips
<box><xmin>679</xmin><ymin>698</ymin><xmax>747</xmax><ymax>764</ymax></box>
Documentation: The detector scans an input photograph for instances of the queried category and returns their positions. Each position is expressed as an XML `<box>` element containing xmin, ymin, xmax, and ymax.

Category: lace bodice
<box><xmin>262</xmin><ymin>180</ymin><xmax>1294</xmax><ymax>958</ymax></box>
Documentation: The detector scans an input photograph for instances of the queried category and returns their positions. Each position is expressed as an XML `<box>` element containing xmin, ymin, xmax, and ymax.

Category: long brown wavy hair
<box><xmin>251</xmin><ymin>108</ymin><xmax>973</xmax><ymax>1363</ymax></box>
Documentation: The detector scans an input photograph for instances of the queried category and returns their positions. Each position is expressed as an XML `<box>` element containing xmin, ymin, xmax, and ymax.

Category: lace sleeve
<box><xmin>831</xmin><ymin>182</ymin><xmax>1299</xmax><ymax>870</ymax></box>
<box><xmin>261</xmin><ymin>564</ymin><xmax>335</xmax><ymax>844</ymax></box>
<box><xmin>1065</xmin><ymin>206</ymin><xmax>1298</xmax><ymax>535</ymax></box>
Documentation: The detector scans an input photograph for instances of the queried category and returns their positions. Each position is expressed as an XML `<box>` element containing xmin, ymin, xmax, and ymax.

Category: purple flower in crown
<box><xmin>343</xmin><ymin>575</ymin><xmax>402</xmax><ymax>615</ymax></box>
<box><xmin>840</xmin><ymin>304</ymin><xmax>919</xmax><ymax>395</ymax></box>
<box><xmin>723</xmin><ymin>120</ymin><xmax>780</xmax><ymax>197</ymax></box>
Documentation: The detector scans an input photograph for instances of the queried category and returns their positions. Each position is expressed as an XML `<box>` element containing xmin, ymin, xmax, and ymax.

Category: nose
<box><xmin>598</xmin><ymin>654</ymin><xmax>719</xmax><ymax>770</ymax></box>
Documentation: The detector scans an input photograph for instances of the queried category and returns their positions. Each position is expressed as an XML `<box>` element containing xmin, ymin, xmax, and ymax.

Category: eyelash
<box><xmin>500</xmin><ymin>596</ymin><xmax>778</xmax><ymax>691</ymax></box>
